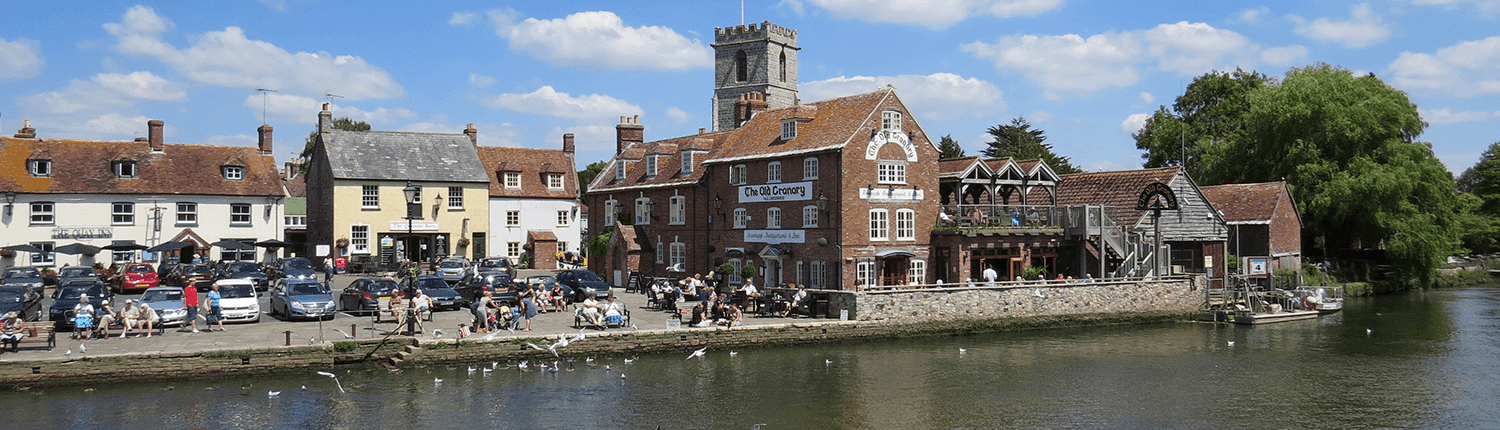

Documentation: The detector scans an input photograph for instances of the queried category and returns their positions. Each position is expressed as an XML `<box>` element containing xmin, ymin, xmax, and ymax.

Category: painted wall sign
<box><xmin>859</xmin><ymin>187</ymin><xmax>924</xmax><ymax>201</ymax></box>
<box><xmin>743</xmin><ymin>229</ymin><xmax>805</xmax><ymax>244</ymax></box>
<box><xmin>739</xmin><ymin>181</ymin><xmax>813</xmax><ymax>203</ymax></box>
<box><xmin>389</xmin><ymin>221</ymin><xmax>440</xmax><ymax>231</ymax></box>
<box><xmin>52</xmin><ymin>227</ymin><xmax>114</xmax><ymax>239</ymax></box>
<box><xmin>864</xmin><ymin>130</ymin><xmax>918</xmax><ymax>162</ymax></box>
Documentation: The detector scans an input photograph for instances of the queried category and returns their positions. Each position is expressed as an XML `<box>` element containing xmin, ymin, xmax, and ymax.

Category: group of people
<box><xmin>576</xmin><ymin>294</ymin><xmax>625</xmax><ymax>330</ymax></box>
<box><xmin>386</xmin><ymin>289</ymin><xmax>434</xmax><ymax>332</ymax></box>
<box><xmin>65</xmin><ymin>295</ymin><xmax>161</xmax><ymax>340</ymax></box>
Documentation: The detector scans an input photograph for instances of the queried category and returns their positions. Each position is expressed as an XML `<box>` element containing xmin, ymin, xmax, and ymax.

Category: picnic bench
<box><xmin>4</xmin><ymin>321</ymin><xmax>56</xmax><ymax>351</ymax></box>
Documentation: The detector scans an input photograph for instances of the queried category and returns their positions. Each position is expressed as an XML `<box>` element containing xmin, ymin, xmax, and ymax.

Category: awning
<box><xmin>52</xmin><ymin>243</ymin><xmax>102</xmax><ymax>255</ymax></box>
<box><xmin>211</xmin><ymin>240</ymin><xmax>256</xmax><ymax>250</ymax></box>
<box><xmin>146</xmin><ymin>241</ymin><xmax>195</xmax><ymax>253</ymax></box>
<box><xmin>102</xmin><ymin>243</ymin><xmax>148</xmax><ymax>251</ymax></box>
<box><xmin>2</xmin><ymin>244</ymin><xmax>45</xmax><ymax>253</ymax></box>
<box><xmin>254</xmin><ymin>239</ymin><xmax>294</xmax><ymax>248</ymax></box>
<box><xmin>875</xmin><ymin>249</ymin><xmax>916</xmax><ymax>258</ymax></box>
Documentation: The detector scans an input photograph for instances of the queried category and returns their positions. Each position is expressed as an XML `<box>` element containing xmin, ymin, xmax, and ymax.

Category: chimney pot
<box><xmin>463</xmin><ymin>123</ymin><xmax>478</xmax><ymax>146</ymax></box>
<box><xmin>148</xmin><ymin>119</ymin><xmax>165</xmax><ymax>152</ymax></box>
<box><xmin>14</xmin><ymin>119</ymin><xmax>36</xmax><ymax>139</ymax></box>
<box><xmin>615</xmin><ymin>115</ymin><xmax>644</xmax><ymax>155</ymax></box>
<box><xmin>257</xmin><ymin>124</ymin><xmax>274</xmax><ymax>155</ymax></box>
<box><xmin>699</xmin><ymin>128</ymin><xmax>706</xmax><ymax>134</ymax></box>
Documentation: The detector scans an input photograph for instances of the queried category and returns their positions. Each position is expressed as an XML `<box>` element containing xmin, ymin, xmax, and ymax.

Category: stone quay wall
<box><xmin>849</xmin><ymin>276</ymin><xmax>1204</xmax><ymax>322</ymax></box>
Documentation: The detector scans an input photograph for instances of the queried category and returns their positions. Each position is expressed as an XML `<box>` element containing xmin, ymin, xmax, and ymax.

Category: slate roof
<box><xmin>321</xmin><ymin>130</ymin><xmax>488</xmax><ymax>183</ymax></box>
<box><xmin>1055</xmin><ymin>167</ymin><xmax>1180</xmax><ymax>225</ymax></box>
<box><xmin>1199</xmin><ymin>181</ymin><xmax>1295</xmax><ymax>225</ymax></box>
<box><xmin>476</xmin><ymin>146</ymin><xmax>578</xmax><ymax>199</ymax></box>
<box><xmin>0</xmin><ymin>136</ymin><xmax>282</xmax><ymax>197</ymax></box>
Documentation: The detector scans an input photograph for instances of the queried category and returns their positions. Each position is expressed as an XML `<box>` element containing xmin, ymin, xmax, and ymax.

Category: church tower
<box><xmin>712</xmin><ymin>21</ymin><xmax>799</xmax><ymax>132</ymax></box>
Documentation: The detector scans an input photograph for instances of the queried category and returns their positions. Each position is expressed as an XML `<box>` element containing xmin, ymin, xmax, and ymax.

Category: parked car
<box><xmin>213</xmin><ymin>279</ymin><xmax>261</xmax><ymax>323</ymax></box>
<box><xmin>0</xmin><ymin>285</ymin><xmax>43</xmax><ymax>322</ymax></box>
<box><xmin>338</xmin><ymin>277</ymin><xmax>398</xmax><ymax>315</ymax></box>
<box><xmin>48</xmin><ymin>280</ymin><xmax>111</xmax><ymax>329</ymax></box>
<box><xmin>155</xmin><ymin>255</ymin><xmax>181</xmax><ymax>278</ymax></box>
<box><xmin>435</xmin><ymin>258</ymin><xmax>471</xmax><ymax>284</ymax></box>
<box><xmin>269</xmin><ymin>278</ymin><xmax>336</xmax><ymax>321</ymax></box>
<box><xmin>526</xmin><ymin>275</ymin><xmax>572</xmax><ymax>304</ymax></box>
<box><xmin>275</xmin><ymin>257</ymin><xmax>317</xmax><ymax>281</ymax></box>
<box><xmin>137</xmin><ymin>286</ymin><xmax>189</xmax><ymax>327</ymax></box>
<box><xmin>111</xmin><ymin>263</ymin><xmax>160</xmax><ymax>293</ymax></box>
<box><xmin>454</xmin><ymin>272</ymin><xmax>514</xmax><ymax>306</ymax></box>
<box><xmin>478</xmin><ymin>257</ymin><xmax>514</xmax><ymax>276</ymax></box>
<box><xmin>218</xmin><ymin>262</ymin><xmax>270</xmax><ymax>291</ymax></box>
<box><xmin>556</xmin><ymin>270</ymin><xmax>611</xmax><ymax>302</ymax></box>
<box><xmin>408</xmin><ymin>275</ymin><xmax>463</xmax><ymax>311</ymax></box>
<box><xmin>165</xmin><ymin>264</ymin><xmax>214</xmax><ymax>291</ymax></box>
<box><xmin>0</xmin><ymin>267</ymin><xmax>45</xmax><ymax>294</ymax></box>
<box><xmin>56</xmin><ymin>266</ymin><xmax>101</xmax><ymax>285</ymax></box>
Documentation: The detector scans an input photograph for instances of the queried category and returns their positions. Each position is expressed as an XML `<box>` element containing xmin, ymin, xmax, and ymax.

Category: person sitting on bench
<box><xmin>1</xmin><ymin>312</ymin><xmax>24</xmax><ymax>350</ymax></box>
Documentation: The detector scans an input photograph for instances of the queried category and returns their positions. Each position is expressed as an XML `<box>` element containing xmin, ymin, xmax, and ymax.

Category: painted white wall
<box><xmin>1</xmin><ymin>193</ymin><xmax>282</xmax><ymax>268</ymax></box>
<box><xmin>486</xmin><ymin>197</ymin><xmax>581</xmax><ymax>264</ymax></box>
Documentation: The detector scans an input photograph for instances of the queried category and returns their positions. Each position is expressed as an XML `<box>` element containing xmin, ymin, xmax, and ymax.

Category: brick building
<box><xmin>1199</xmin><ymin>181</ymin><xmax>1302</xmax><ymax>274</ymax></box>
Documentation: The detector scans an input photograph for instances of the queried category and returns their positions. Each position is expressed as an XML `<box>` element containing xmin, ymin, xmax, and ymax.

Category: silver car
<box><xmin>138</xmin><ymin>286</ymin><xmax>188</xmax><ymax>327</ymax></box>
<box><xmin>436</xmin><ymin>259</ymin><xmax>470</xmax><ymax>284</ymax></box>
<box><xmin>269</xmin><ymin>279</ymin><xmax>336</xmax><ymax>321</ymax></box>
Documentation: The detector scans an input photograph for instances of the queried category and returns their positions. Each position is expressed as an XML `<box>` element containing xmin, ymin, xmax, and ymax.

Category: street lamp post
<box><xmin>402</xmin><ymin>181</ymin><xmax>420</xmax><ymax>336</ymax></box>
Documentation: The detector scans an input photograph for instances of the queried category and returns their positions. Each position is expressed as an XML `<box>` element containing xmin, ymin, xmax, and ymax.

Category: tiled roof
<box><xmin>322</xmin><ymin>130</ymin><xmax>488</xmax><ymax>183</ymax></box>
<box><xmin>281</xmin><ymin>173</ymin><xmax>306</xmax><ymax>198</ymax></box>
<box><xmin>527</xmin><ymin>230</ymin><xmax>558</xmax><ymax>241</ymax></box>
<box><xmin>588</xmin><ymin>130</ymin><xmax>733</xmax><ymax>193</ymax></box>
<box><xmin>610</xmin><ymin>222</ymin><xmax>652</xmax><ymax>252</ymax></box>
<box><xmin>938</xmin><ymin>156</ymin><xmax>985</xmax><ymax>177</ymax></box>
<box><xmin>1056</xmin><ymin>167</ymin><xmax>1180</xmax><ymax>225</ymax></box>
<box><xmin>1199</xmin><ymin>181</ymin><xmax>1291</xmax><ymax>224</ymax></box>
<box><xmin>704</xmin><ymin>89</ymin><xmax>895</xmax><ymax>164</ymax></box>
<box><xmin>0</xmin><ymin>136</ymin><xmax>282</xmax><ymax>197</ymax></box>
<box><xmin>475</xmin><ymin>146</ymin><xmax>578</xmax><ymax>199</ymax></box>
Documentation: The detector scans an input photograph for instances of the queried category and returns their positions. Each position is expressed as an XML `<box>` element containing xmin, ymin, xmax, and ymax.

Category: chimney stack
<box><xmin>317</xmin><ymin>102</ymin><xmax>332</xmax><ymax>135</ymax></box>
<box><xmin>148</xmin><ymin>119</ymin><xmax>164</xmax><ymax>152</ymax></box>
<box><xmin>615</xmin><ymin>115</ymin><xmax>643</xmax><ymax>155</ymax></box>
<box><xmin>735</xmin><ymin>93</ymin><xmax>768</xmax><ymax>128</ymax></box>
<box><xmin>464</xmin><ymin>123</ymin><xmax>478</xmax><ymax>146</ymax></box>
<box><xmin>562</xmin><ymin>133</ymin><xmax>575</xmax><ymax>154</ymax></box>
<box><xmin>258</xmin><ymin>124</ymin><xmax>274</xmax><ymax>155</ymax></box>
<box><xmin>14</xmin><ymin>119</ymin><xmax>36</xmax><ymax>139</ymax></box>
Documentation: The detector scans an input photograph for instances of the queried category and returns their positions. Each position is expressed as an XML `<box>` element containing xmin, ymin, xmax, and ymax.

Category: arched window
<box><xmin>779</xmin><ymin>51</ymin><xmax>787</xmax><ymax>82</ymax></box>
<box><xmin>736</xmin><ymin>50</ymin><xmax>748</xmax><ymax>82</ymax></box>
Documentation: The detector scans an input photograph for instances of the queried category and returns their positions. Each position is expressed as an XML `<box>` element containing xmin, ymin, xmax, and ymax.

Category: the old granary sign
<box><xmin>865</xmin><ymin>130</ymin><xmax>918</xmax><ymax>162</ymax></box>
<box><xmin>739</xmin><ymin>181</ymin><xmax>813</xmax><ymax>203</ymax></box>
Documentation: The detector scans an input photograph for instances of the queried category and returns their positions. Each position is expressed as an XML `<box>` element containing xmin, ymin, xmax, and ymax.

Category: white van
<box><xmin>212</xmin><ymin>279</ymin><xmax>261</xmax><ymax>323</ymax></box>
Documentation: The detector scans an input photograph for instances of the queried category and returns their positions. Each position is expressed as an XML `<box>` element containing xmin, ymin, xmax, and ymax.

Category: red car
<box><xmin>113</xmin><ymin>263</ymin><xmax>160</xmax><ymax>293</ymax></box>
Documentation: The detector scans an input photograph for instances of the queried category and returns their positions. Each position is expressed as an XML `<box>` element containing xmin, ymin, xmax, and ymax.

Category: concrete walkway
<box><xmin>0</xmin><ymin>269</ymin><xmax>813</xmax><ymax>362</ymax></box>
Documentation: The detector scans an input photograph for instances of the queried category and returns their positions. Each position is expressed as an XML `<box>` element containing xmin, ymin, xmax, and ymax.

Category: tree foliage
<box><xmin>577</xmin><ymin>161</ymin><xmax>607</xmax><ymax>200</ymax></box>
<box><xmin>1457</xmin><ymin>142</ymin><xmax>1500</xmax><ymax>252</ymax></box>
<box><xmin>980</xmin><ymin>116</ymin><xmax>1079</xmax><ymax>174</ymax></box>
<box><xmin>937</xmin><ymin>134</ymin><xmax>966</xmax><ymax>159</ymax></box>
<box><xmin>1138</xmin><ymin>64</ymin><xmax>1466</xmax><ymax>287</ymax></box>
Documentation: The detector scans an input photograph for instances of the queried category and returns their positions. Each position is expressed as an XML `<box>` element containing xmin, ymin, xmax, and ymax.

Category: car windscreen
<box><xmin>4</xmin><ymin>269</ymin><xmax>39</xmax><ymax>279</ymax></box>
<box><xmin>220</xmin><ymin>284</ymin><xmax>256</xmax><ymax>298</ymax></box>
<box><xmin>60</xmin><ymin>267</ymin><xmax>95</xmax><ymax>278</ymax></box>
<box><xmin>141</xmin><ymin>289</ymin><xmax>183</xmax><ymax>302</ymax></box>
<box><xmin>571</xmin><ymin>271</ymin><xmax>604</xmax><ymax>282</ymax></box>
<box><xmin>419</xmin><ymin>278</ymin><xmax>449</xmax><ymax>290</ymax></box>
<box><xmin>282</xmin><ymin>258</ymin><xmax>312</xmax><ymax>270</ymax></box>
<box><xmin>57</xmin><ymin>286</ymin><xmax>102</xmax><ymax>300</ymax></box>
<box><xmin>0</xmin><ymin>289</ymin><xmax>23</xmax><ymax>302</ymax></box>
<box><xmin>367</xmin><ymin>280</ymin><xmax>397</xmax><ymax>294</ymax></box>
<box><xmin>126</xmin><ymin>265</ymin><xmax>153</xmax><ymax>274</ymax></box>
<box><xmin>438</xmin><ymin>261</ymin><xmax>465</xmax><ymax>269</ymax></box>
<box><xmin>289</xmin><ymin>283</ymin><xmax>329</xmax><ymax>295</ymax></box>
<box><xmin>484</xmin><ymin>275</ymin><xmax>512</xmax><ymax>286</ymax></box>
<box><xmin>230</xmin><ymin>263</ymin><xmax>260</xmax><ymax>273</ymax></box>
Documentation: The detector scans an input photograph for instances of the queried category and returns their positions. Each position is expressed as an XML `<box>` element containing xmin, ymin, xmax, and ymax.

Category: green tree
<box><xmin>1133</xmin><ymin>68</ymin><xmax>1273</xmax><ymax>181</ymax></box>
<box><xmin>980</xmin><ymin>116</ymin><xmax>1080</xmax><ymax>174</ymax></box>
<box><xmin>1456</xmin><ymin>142</ymin><xmax>1500</xmax><ymax>252</ymax></box>
<box><xmin>937</xmin><ymin>134</ymin><xmax>966</xmax><ymax>159</ymax></box>
<box><xmin>577</xmin><ymin>161</ymin><xmax>607</xmax><ymax>200</ymax></box>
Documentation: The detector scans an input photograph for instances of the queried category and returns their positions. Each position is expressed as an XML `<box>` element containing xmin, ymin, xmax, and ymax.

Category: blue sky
<box><xmin>2</xmin><ymin>1</ymin><xmax>1497</xmax><ymax>175</ymax></box>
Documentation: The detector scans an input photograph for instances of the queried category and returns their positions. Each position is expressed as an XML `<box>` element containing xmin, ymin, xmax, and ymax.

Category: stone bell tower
<box><xmin>712</xmin><ymin>21</ymin><xmax>799</xmax><ymax>132</ymax></box>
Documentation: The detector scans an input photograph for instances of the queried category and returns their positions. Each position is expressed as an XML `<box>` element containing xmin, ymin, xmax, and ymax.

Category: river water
<box><xmin>6</xmin><ymin>285</ymin><xmax>1498</xmax><ymax>429</ymax></box>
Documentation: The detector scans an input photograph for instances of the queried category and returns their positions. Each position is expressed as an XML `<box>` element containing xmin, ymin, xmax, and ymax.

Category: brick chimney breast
<box><xmin>14</xmin><ymin>119</ymin><xmax>36</xmax><ymax>139</ymax></box>
<box><xmin>318</xmin><ymin>103</ymin><xmax>332</xmax><ymax>135</ymax></box>
<box><xmin>615</xmin><ymin>115</ymin><xmax>644</xmax><ymax>155</ymax></box>
<box><xmin>257</xmin><ymin>124</ymin><xmax>274</xmax><ymax>155</ymax></box>
<box><xmin>562</xmin><ymin>133</ymin><xmax>575</xmax><ymax>153</ymax></box>
<box><xmin>148</xmin><ymin>119</ymin><xmax>164</xmax><ymax>152</ymax></box>
<box><xmin>464</xmin><ymin>123</ymin><xmax>477</xmax><ymax>146</ymax></box>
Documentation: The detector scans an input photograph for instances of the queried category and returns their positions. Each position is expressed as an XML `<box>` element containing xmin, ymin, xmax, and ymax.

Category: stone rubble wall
<box><xmin>852</xmin><ymin>277</ymin><xmax>1202</xmax><ymax>322</ymax></box>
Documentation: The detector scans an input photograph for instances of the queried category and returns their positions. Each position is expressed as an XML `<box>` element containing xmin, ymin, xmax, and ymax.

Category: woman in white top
<box><xmin>603</xmin><ymin>295</ymin><xmax>624</xmax><ymax>326</ymax></box>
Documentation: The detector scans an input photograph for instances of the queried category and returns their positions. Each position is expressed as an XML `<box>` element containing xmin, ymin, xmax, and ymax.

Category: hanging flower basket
<box><xmin>0</xmin><ymin>249</ymin><xmax>14</xmax><ymax>258</ymax></box>
<box><xmin>457</xmin><ymin>237</ymin><xmax>471</xmax><ymax>247</ymax></box>
<box><xmin>336</xmin><ymin>237</ymin><xmax>349</xmax><ymax>248</ymax></box>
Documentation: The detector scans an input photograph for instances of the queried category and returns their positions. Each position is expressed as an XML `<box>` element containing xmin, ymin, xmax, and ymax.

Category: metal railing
<box><xmin>938</xmin><ymin>204</ymin><xmax>1071</xmax><ymax>230</ymax></box>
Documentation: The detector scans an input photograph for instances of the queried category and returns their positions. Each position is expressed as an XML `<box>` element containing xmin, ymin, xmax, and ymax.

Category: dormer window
<box><xmin>781</xmin><ymin>119</ymin><xmax>797</xmax><ymax>140</ymax></box>
<box><xmin>28</xmin><ymin>159</ymin><xmax>51</xmax><ymax>177</ymax></box>
<box><xmin>882</xmin><ymin>110</ymin><xmax>902</xmax><ymax>132</ymax></box>
<box><xmin>503</xmin><ymin>172</ymin><xmax>521</xmax><ymax>189</ymax></box>
<box><xmin>222</xmin><ymin>166</ymin><xmax>244</xmax><ymax>180</ymax></box>
<box><xmin>615</xmin><ymin>161</ymin><xmax>629</xmax><ymax>183</ymax></box>
<box><xmin>113</xmin><ymin>160</ymin><xmax>138</xmax><ymax>179</ymax></box>
<box><xmin>546</xmin><ymin>173</ymin><xmax>564</xmax><ymax>190</ymax></box>
<box><xmin>646</xmin><ymin>155</ymin><xmax>659</xmax><ymax>179</ymax></box>
<box><xmin>681</xmin><ymin>151</ymin><xmax>696</xmax><ymax>175</ymax></box>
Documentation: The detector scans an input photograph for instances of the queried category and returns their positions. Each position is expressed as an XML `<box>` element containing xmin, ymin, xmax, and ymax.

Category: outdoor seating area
<box><xmin>2</xmin><ymin>321</ymin><xmax>56</xmax><ymax>352</ymax></box>
<box><xmin>940</xmin><ymin>204</ymin><xmax>1067</xmax><ymax>229</ymax></box>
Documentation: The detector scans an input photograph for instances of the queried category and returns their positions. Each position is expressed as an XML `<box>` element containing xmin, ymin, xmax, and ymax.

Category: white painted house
<box><xmin>476</xmin><ymin>133</ymin><xmax>581</xmax><ymax>269</ymax></box>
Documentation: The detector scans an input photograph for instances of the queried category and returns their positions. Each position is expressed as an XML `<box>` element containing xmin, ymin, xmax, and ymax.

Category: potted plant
<box><xmin>0</xmin><ymin>248</ymin><xmax>13</xmax><ymax>258</ymax></box>
<box><xmin>336</xmin><ymin>237</ymin><xmax>349</xmax><ymax>248</ymax></box>
<box><xmin>457</xmin><ymin>237</ymin><xmax>470</xmax><ymax>247</ymax></box>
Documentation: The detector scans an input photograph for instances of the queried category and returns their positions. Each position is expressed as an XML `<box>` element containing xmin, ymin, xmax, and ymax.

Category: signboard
<box><xmin>389</xmin><ymin>220</ymin><xmax>440</xmax><ymax>231</ymax></box>
<box><xmin>1135</xmin><ymin>182</ymin><xmax>1181</xmax><ymax>211</ymax></box>
<box><xmin>739</xmin><ymin>181</ymin><xmax>813</xmax><ymax>203</ymax></box>
<box><xmin>380</xmin><ymin>235</ymin><xmax>394</xmax><ymax>247</ymax></box>
<box><xmin>864</xmin><ymin>130</ymin><xmax>918</xmax><ymax>162</ymax></box>
<box><xmin>52</xmin><ymin>227</ymin><xmax>113</xmax><ymax>239</ymax></box>
<box><xmin>315</xmin><ymin>244</ymin><xmax>331</xmax><ymax>257</ymax></box>
<box><xmin>1246</xmin><ymin>257</ymin><xmax>1269</xmax><ymax>277</ymax></box>
<box><xmin>744</xmin><ymin>229</ymin><xmax>805</xmax><ymax>244</ymax></box>
<box><xmin>859</xmin><ymin>187</ymin><xmax>924</xmax><ymax>201</ymax></box>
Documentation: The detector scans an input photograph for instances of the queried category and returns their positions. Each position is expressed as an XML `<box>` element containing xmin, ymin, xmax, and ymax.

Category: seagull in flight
<box><xmin>518</xmin><ymin>360</ymin><xmax>529</xmax><ymax>369</ymax></box>
<box><xmin>959</xmin><ymin>348</ymin><xmax>967</xmax><ymax>354</ymax></box>
<box><xmin>434</xmin><ymin>377</ymin><xmax>443</xmax><ymax>384</ymax></box>
<box><xmin>825</xmin><ymin>359</ymin><xmax>833</xmax><ymax>366</ymax></box>
<box><xmin>1366</xmin><ymin>328</ymin><xmax>1373</xmax><ymax>336</ymax></box>
<box><xmin>316</xmin><ymin>371</ymin><xmax>346</xmax><ymax>393</ymax></box>
<box><xmin>333</xmin><ymin>328</ymin><xmax>354</xmax><ymax>339</ymax></box>
<box><xmin>687</xmin><ymin>347</ymin><xmax>707</xmax><ymax>360</ymax></box>
<box><xmin>1227</xmin><ymin>341</ymin><xmax>1236</xmax><ymax>347</ymax></box>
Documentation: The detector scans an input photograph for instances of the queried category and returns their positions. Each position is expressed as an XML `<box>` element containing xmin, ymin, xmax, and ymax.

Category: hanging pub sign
<box><xmin>1135</xmin><ymin>182</ymin><xmax>1181</xmax><ymax>211</ymax></box>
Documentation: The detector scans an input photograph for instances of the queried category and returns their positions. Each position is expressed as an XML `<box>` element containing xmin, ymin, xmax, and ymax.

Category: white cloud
<box><xmin>1409</xmin><ymin>0</ymin><xmax>1500</xmax><ymax>14</ymax></box>
<box><xmin>1260</xmin><ymin>45</ymin><xmax>1309</xmax><ymax>65</ymax></box>
<box><xmin>1420</xmin><ymin>108</ymin><xmax>1497</xmax><ymax>124</ymax></box>
<box><xmin>790</xmin><ymin>0</ymin><xmax>1063</xmax><ymax>29</ymax></box>
<box><xmin>489</xmin><ymin>9</ymin><xmax>711</xmax><ymax>70</ymax></box>
<box><xmin>1233</xmin><ymin>7</ymin><xmax>1271</xmax><ymax>24</ymax></box>
<box><xmin>1389</xmin><ymin>36</ymin><xmax>1500</xmax><ymax>96</ymax></box>
<box><xmin>449</xmin><ymin>11</ymin><xmax>481</xmax><ymax>27</ymax></box>
<box><xmin>1292</xmin><ymin>3</ymin><xmax>1391</xmax><ymax>48</ymax></box>
<box><xmin>558</xmin><ymin>124</ymin><xmax>625</xmax><ymax>154</ymax></box>
<box><xmin>24</xmin><ymin>113</ymin><xmax>165</xmax><ymax>141</ymax></box>
<box><xmin>0</xmin><ymin>38</ymin><xmax>42</xmax><ymax>78</ymax></box>
<box><xmin>1139</xmin><ymin>92</ymin><xmax>1154</xmax><ymax>104</ymax></box>
<box><xmin>1121</xmin><ymin>112</ymin><xmax>1151</xmax><ymax>134</ymax></box>
<box><xmin>468</xmin><ymin>73</ymin><xmax>495</xmax><ymax>88</ymax></box>
<box><xmin>259</xmin><ymin>0</ymin><xmax>288</xmax><ymax>12</ymax></box>
<box><xmin>665</xmin><ymin>107</ymin><xmax>692</xmax><ymax>125</ymax></box>
<box><xmin>800</xmin><ymin>73</ymin><xmax>1005</xmax><ymax>121</ymax></box>
<box><xmin>104</xmin><ymin>5</ymin><xmax>402</xmax><ymax>100</ymax></box>
<box><xmin>965</xmin><ymin>22</ymin><xmax>1304</xmax><ymax>95</ymax></box>
<box><xmin>483</xmin><ymin>86</ymin><xmax>643</xmax><ymax>121</ymax></box>
<box><xmin>23</xmin><ymin>71</ymin><xmax>186</xmax><ymax>115</ymax></box>
<box><xmin>1029</xmin><ymin>111</ymin><xmax>1053</xmax><ymax>123</ymax></box>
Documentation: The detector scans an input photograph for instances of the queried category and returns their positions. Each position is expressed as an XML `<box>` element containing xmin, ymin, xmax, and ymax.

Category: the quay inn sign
<box><xmin>739</xmin><ymin>181</ymin><xmax>812</xmax><ymax>203</ymax></box>
<box><xmin>53</xmin><ymin>227</ymin><xmax>113</xmax><ymax>239</ymax></box>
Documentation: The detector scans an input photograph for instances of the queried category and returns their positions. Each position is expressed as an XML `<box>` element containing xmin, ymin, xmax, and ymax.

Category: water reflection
<box><xmin>5</xmin><ymin>285</ymin><xmax>1498</xmax><ymax>429</ymax></box>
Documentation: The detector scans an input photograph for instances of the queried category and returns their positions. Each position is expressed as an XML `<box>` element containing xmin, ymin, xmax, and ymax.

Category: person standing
<box><xmin>182</xmin><ymin>284</ymin><xmax>200</xmax><ymax>333</ymax></box>
<box><xmin>323</xmin><ymin>259</ymin><xmax>335</xmax><ymax>285</ymax></box>
<box><xmin>206</xmin><ymin>284</ymin><xmax>224</xmax><ymax>332</ymax></box>
<box><xmin>982</xmin><ymin>265</ymin><xmax>998</xmax><ymax>285</ymax></box>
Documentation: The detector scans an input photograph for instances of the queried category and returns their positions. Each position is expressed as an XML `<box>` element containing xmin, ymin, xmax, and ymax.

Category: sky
<box><xmin>1</xmin><ymin>1</ymin><xmax>1497</xmax><ymax>176</ymax></box>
